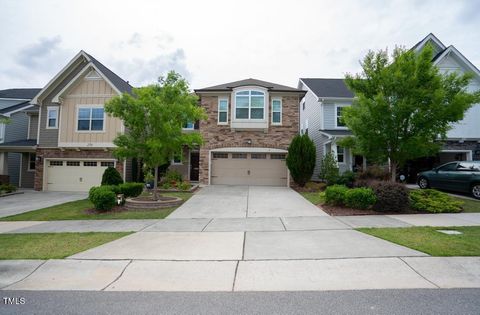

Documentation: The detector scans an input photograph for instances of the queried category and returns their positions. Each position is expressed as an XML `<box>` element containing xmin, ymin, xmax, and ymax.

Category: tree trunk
<box><xmin>153</xmin><ymin>165</ymin><xmax>159</xmax><ymax>200</ymax></box>
<box><xmin>390</xmin><ymin>161</ymin><xmax>397</xmax><ymax>182</ymax></box>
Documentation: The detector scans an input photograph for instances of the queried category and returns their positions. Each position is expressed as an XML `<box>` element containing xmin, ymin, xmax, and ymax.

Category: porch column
<box><xmin>0</xmin><ymin>152</ymin><xmax>8</xmax><ymax>175</ymax></box>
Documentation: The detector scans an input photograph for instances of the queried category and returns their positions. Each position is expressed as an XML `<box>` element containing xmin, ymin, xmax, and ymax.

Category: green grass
<box><xmin>0</xmin><ymin>232</ymin><xmax>131</xmax><ymax>259</ymax></box>
<box><xmin>358</xmin><ymin>226</ymin><xmax>480</xmax><ymax>256</ymax></box>
<box><xmin>458</xmin><ymin>198</ymin><xmax>480</xmax><ymax>213</ymax></box>
<box><xmin>0</xmin><ymin>192</ymin><xmax>193</xmax><ymax>221</ymax></box>
<box><xmin>300</xmin><ymin>191</ymin><xmax>325</xmax><ymax>205</ymax></box>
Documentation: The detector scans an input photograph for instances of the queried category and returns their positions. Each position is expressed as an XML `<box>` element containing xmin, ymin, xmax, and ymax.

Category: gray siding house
<box><xmin>0</xmin><ymin>89</ymin><xmax>41</xmax><ymax>187</ymax></box>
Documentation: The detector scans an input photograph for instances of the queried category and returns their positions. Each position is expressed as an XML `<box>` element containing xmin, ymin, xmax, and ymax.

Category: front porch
<box><xmin>0</xmin><ymin>139</ymin><xmax>37</xmax><ymax>188</ymax></box>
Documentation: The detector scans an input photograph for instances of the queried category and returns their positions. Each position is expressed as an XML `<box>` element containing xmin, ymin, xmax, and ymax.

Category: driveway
<box><xmin>0</xmin><ymin>190</ymin><xmax>87</xmax><ymax>218</ymax></box>
<box><xmin>168</xmin><ymin>185</ymin><xmax>327</xmax><ymax>218</ymax></box>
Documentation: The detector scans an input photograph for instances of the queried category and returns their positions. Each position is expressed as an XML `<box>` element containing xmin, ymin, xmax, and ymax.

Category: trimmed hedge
<box><xmin>101</xmin><ymin>167</ymin><xmax>124</xmax><ymax>186</ymax></box>
<box><xmin>89</xmin><ymin>186</ymin><xmax>116</xmax><ymax>211</ymax></box>
<box><xmin>344</xmin><ymin>187</ymin><xmax>376</xmax><ymax>209</ymax></box>
<box><xmin>325</xmin><ymin>185</ymin><xmax>349</xmax><ymax>206</ymax></box>
<box><xmin>119</xmin><ymin>182</ymin><xmax>144</xmax><ymax>198</ymax></box>
<box><xmin>410</xmin><ymin>189</ymin><xmax>463</xmax><ymax>213</ymax></box>
<box><xmin>371</xmin><ymin>181</ymin><xmax>409</xmax><ymax>212</ymax></box>
<box><xmin>0</xmin><ymin>183</ymin><xmax>17</xmax><ymax>194</ymax></box>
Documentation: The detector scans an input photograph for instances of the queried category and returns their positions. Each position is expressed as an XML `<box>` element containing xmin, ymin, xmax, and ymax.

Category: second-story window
<box><xmin>235</xmin><ymin>90</ymin><xmax>265</xmax><ymax>120</ymax></box>
<box><xmin>183</xmin><ymin>122</ymin><xmax>195</xmax><ymax>130</ymax></box>
<box><xmin>335</xmin><ymin>105</ymin><xmax>347</xmax><ymax>128</ymax></box>
<box><xmin>77</xmin><ymin>106</ymin><xmax>104</xmax><ymax>131</ymax></box>
<box><xmin>272</xmin><ymin>99</ymin><xmax>282</xmax><ymax>124</ymax></box>
<box><xmin>46</xmin><ymin>107</ymin><xmax>58</xmax><ymax>129</ymax></box>
<box><xmin>218</xmin><ymin>98</ymin><xmax>228</xmax><ymax>124</ymax></box>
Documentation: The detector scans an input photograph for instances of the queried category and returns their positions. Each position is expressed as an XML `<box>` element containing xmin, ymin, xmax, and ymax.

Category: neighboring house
<box><xmin>299</xmin><ymin>33</ymin><xmax>480</xmax><ymax>182</ymax></box>
<box><xmin>30</xmin><ymin>50</ymin><xmax>133</xmax><ymax>191</ymax></box>
<box><xmin>0</xmin><ymin>89</ymin><xmax>41</xmax><ymax>187</ymax></box>
<box><xmin>194</xmin><ymin>79</ymin><xmax>305</xmax><ymax>186</ymax></box>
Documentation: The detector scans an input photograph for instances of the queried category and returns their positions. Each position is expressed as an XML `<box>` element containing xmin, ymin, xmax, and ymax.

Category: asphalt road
<box><xmin>1</xmin><ymin>289</ymin><xmax>479</xmax><ymax>315</ymax></box>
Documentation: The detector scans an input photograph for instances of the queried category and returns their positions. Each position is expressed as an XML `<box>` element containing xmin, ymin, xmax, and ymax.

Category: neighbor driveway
<box><xmin>0</xmin><ymin>190</ymin><xmax>87</xmax><ymax>218</ymax></box>
<box><xmin>168</xmin><ymin>185</ymin><xmax>327</xmax><ymax>218</ymax></box>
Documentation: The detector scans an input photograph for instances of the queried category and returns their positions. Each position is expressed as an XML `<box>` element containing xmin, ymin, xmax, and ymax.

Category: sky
<box><xmin>1</xmin><ymin>0</ymin><xmax>479</xmax><ymax>90</ymax></box>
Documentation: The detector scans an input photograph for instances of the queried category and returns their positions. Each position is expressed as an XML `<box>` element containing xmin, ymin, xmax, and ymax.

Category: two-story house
<box><xmin>300</xmin><ymin>34</ymin><xmax>480</xmax><ymax>181</ymax></box>
<box><xmin>0</xmin><ymin>89</ymin><xmax>41</xmax><ymax>187</ymax></box>
<box><xmin>194</xmin><ymin>79</ymin><xmax>305</xmax><ymax>186</ymax></box>
<box><xmin>30</xmin><ymin>51</ymin><xmax>133</xmax><ymax>191</ymax></box>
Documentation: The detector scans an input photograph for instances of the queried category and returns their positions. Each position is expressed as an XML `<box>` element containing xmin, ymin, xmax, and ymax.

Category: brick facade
<box><xmin>34</xmin><ymin>148</ymin><xmax>123</xmax><ymax>191</ymax></box>
<box><xmin>198</xmin><ymin>94</ymin><xmax>300</xmax><ymax>184</ymax></box>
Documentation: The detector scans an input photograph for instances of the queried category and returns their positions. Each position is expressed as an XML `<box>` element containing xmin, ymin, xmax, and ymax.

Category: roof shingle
<box><xmin>195</xmin><ymin>78</ymin><xmax>304</xmax><ymax>93</ymax></box>
<box><xmin>300</xmin><ymin>78</ymin><xmax>354</xmax><ymax>98</ymax></box>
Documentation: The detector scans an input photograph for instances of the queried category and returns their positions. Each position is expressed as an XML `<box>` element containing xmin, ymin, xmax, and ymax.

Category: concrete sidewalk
<box><xmin>2</xmin><ymin>257</ymin><xmax>479</xmax><ymax>291</ymax></box>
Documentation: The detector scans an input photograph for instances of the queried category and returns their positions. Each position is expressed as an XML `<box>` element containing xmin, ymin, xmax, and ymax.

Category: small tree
<box><xmin>318</xmin><ymin>152</ymin><xmax>339</xmax><ymax>185</ymax></box>
<box><xmin>105</xmin><ymin>71</ymin><xmax>207</xmax><ymax>199</ymax></box>
<box><xmin>286</xmin><ymin>134</ymin><xmax>316</xmax><ymax>187</ymax></box>
<box><xmin>101</xmin><ymin>167</ymin><xmax>124</xmax><ymax>186</ymax></box>
<box><xmin>341</xmin><ymin>44</ymin><xmax>480</xmax><ymax>181</ymax></box>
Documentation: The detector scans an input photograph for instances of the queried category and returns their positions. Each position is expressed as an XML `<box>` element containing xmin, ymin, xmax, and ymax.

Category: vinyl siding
<box><xmin>7</xmin><ymin>152</ymin><xmax>20</xmax><ymax>186</ymax></box>
<box><xmin>323</xmin><ymin>103</ymin><xmax>336</xmax><ymax>130</ymax></box>
<box><xmin>39</xmin><ymin>60</ymin><xmax>88</xmax><ymax>147</ymax></box>
<box><xmin>28</xmin><ymin>115</ymin><xmax>38</xmax><ymax>140</ymax></box>
<box><xmin>4</xmin><ymin>112</ymin><xmax>28</xmax><ymax>142</ymax></box>
<box><xmin>20</xmin><ymin>153</ymin><xmax>34</xmax><ymax>188</ymax></box>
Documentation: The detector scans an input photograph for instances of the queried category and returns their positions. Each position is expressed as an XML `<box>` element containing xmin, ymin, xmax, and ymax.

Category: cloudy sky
<box><xmin>1</xmin><ymin>0</ymin><xmax>479</xmax><ymax>90</ymax></box>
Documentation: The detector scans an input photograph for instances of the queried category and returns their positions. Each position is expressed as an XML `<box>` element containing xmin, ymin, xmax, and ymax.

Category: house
<box><xmin>29</xmin><ymin>50</ymin><xmax>133</xmax><ymax>191</ymax></box>
<box><xmin>299</xmin><ymin>34</ymin><xmax>480</xmax><ymax>181</ymax></box>
<box><xmin>194</xmin><ymin>79</ymin><xmax>305</xmax><ymax>186</ymax></box>
<box><xmin>0</xmin><ymin>88</ymin><xmax>41</xmax><ymax>187</ymax></box>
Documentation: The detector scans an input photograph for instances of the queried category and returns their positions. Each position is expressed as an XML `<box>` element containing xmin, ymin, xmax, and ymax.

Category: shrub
<box><xmin>304</xmin><ymin>181</ymin><xmax>327</xmax><ymax>192</ymax></box>
<box><xmin>89</xmin><ymin>186</ymin><xmax>116</xmax><ymax>211</ymax></box>
<box><xmin>318</xmin><ymin>152</ymin><xmax>339</xmax><ymax>185</ymax></box>
<box><xmin>344</xmin><ymin>187</ymin><xmax>376</xmax><ymax>209</ymax></box>
<box><xmin>357</xmin><ymin>165</ymin><xmax>390</xmax><ymax>181</ymax></box>
<box><xmin>164</xmin><ymin>170</ymin><xmax>183</xmax><ymax>184</ymax></box>
<box><xmin>336</xmin><ymin>170</ymin><xmax>356</xmax><ymax>188</ymax></box>
<box><xmin>370</xmin><ymin>181</ymin><xmax>409</xmax><ymax>212</ymax></box>
<box><xmin>177</xmin><ymin>181</ymin><xmax>191</xmax><ymax>191</ymax></box>
<box><xmin>119</xmin><ymin>182</ymin><xmax>144</xmax><ymax>198</ymax></box>
<box><xmin>325</xmin><ymin>185</ymin><xmax>349</xmax><ymax>206</ymax></box>
<box><xmin>101</xmin><ymin>167</ymin><xmax>124</xmax><ymax>186</ymax></box>
<box><xmin>102</xmin><ymin>185</ymin><xmax>121</xmax><ymax>194</ymax></box>
<box><xmin>0</xmin><ymin>183</ymin><xmax>17</xmax><ymax>194</ymax></box>
<box><xmin>161</xmin><ymin>182</ymin><xmax>172</xmax><ymax>189</ymax></box>
<box><xmin>286</xmin><ymin>134</ymin><xmax>316</xmax><ymax>187</ymax></box>
<box><xmin>410</xmin><ymin>189</ymin><xmax>463</xmax><ymax>213</ymax></box>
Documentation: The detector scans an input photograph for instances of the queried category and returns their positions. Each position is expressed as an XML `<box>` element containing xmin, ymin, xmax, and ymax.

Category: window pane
<box><xmin>236</xmin><ymin>108</ymin><xmax>249</xmax><ymax>119</ymax></box>
<box><xmin>337</xmin><ymin>154</ymin><xmax>344</xmax><ymax>163</ymax></box>
<box><xmin>251</xmin><ymin>91</ymin><xmax>264</xmax><ymax>96</ymax></box>
<box><xmin>272</xmin><ymin>112</ymin><xmax>281</xmax><ymax>123</ymax></box>
<box><xmin>213</xmin><ymin>153</ymin><xmax>228</xmax><ymax>159</ymax></box>
<box><xmin>78</xmin><ymin>120</ymin><xmax>90</xmax><ymax>130</ymax></box>
<box><xmin>337</xmin><ymin>107</ymin><xmax>345</xmax><ymax>126</ymax></box>
<box><xmin>251</xmin><ymin>153</ymin><xmax>266</xmax><ymax>159</ymax></box>
<box><xmin>48</xmin><ymin>118</ymin><xmax>56</xmax><ymax>127</ymax></box>
<box><xmin>91</xmin><ymin>108</ymin><xmax>104</xmax><ymax>119</ymax></box>
<box><xmin>250</xmin><ymin>108</ymin><xmax>264</xmax><ymax>119</ymax></box>
<box><xmin>78</xmin><ymin>108</ymin><xmax>90</xmax><ymax>119</ymax></box>
<box><xmin>48</xmin><ymin>109</ymin><xmax>57</xmax><ymax>119</ymax></box>
<box><xmin>219</xmin><ymin>112</ymin><xmax>227</xmax><ymax>122</ymax></box>
<box><xmin>272</xmin><ymin>100</ymin><xmax>281</xmax><ymax>111</ymax></box>
<box><xmin>237</xmin><ymin>91</ymin><xmax>249</xmax><ymax>95</ymax></box>
<box><xmin>337</xmin><ymin>146</ymin><xmax>344</xmax><ymax>154</ymax></box>
<box><xmin>183</xmin><ymin>122</ymin><xmax>194</xmax><ymax>129</ymax></box>
<box><xmin>219</xmin><ymin>100</ymin><xmax>228</xmax><ymax>111</ymax></box>
<box><xmin>439</xmin><ymin>163</ymin><xmax>457</xmax><ymax>171</ymax></box>
<box><xmin>251</xmin><ymin>96</ymin><xmax>264</xmax><ymax>108</ymax></box>
<box><xmin>236</xmin><ymin>96</ymin><xmax>249</xmax><ymax>108</ymax></box>
<box><xmin>91</xmin><ymin>119</ymin><xmax>104</xmax><ymax>130</ymax></box>
<box><xmin>232</xmin><ymin>153</ymin><xmax>247</xmax><ymax>159</ymax></box>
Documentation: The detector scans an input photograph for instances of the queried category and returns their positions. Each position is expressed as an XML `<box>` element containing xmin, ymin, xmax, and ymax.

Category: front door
<box><xmin>190</xmin><ymin>151</ymin><xmax>199</xmax><ymax>181</ymax></box>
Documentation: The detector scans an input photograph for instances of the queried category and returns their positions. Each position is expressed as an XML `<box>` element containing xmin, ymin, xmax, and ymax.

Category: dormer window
<box><xmin>234</xmin><ymin>90</ymin><xmax>265</xmax><ymax>120</ymax></box>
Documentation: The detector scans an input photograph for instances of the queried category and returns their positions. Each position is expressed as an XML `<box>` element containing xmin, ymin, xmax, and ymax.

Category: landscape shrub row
<box><xmin>89</xmin><ymin>182</ymin><xmax>144</xmax><ymax>211</ymax></box>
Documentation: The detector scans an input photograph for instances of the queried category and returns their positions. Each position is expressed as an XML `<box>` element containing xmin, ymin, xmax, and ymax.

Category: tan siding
<box><xmin>59</xmin><ymin>77</ymin><xmax>122</xmax><ymax>145</ymax></box>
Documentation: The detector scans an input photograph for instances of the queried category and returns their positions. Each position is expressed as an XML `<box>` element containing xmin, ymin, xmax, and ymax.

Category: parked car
<box><xmin>417</xmin><ymin>161</ymin><xmax>480</xmax><ymax>199</ymax></box>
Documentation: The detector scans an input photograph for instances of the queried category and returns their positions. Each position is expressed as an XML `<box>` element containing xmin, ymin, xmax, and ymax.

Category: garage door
<box><xmin>211</xmin><ymin>152</ymin><xmax>287</xmax><ymax>186</ymax></box>
<box><xmin>46</xmin><ymin>160</ymin><xmax>115</xmax><ymax>192</ymax></box>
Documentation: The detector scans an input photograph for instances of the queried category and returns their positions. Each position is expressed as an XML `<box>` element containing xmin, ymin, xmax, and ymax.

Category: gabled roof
<box><xmin>299</xmin><ymin>78</ymin><xmax>354</xmax><ymax>99</ymax></box>
<box><xmin>195</xmin><ymin>78</ymin><xmax>304</xmax><ymax>93</ymax></box>
<box><xmin>0</xmin><ymin>101</ymin><xmax>33</xmax><ymax>115</ymax></box>
<box><xmin>0</xmin><ymin>88</ymin><xmax>41</xmax><ymax>100</ymax></box>
<box><xmin>0</xmin><ymin>139</ymin><xmax>37</xmax><ymax>147</ymax></box>
<box><xmin>411</xmin><ymin>33</ymin><xmax>446</xmax><ymax>53</ymax></box>
<box><xmin>32</xmin><ymin>50</ymin><xmax>132</xmax><ymax>104</ymax></box>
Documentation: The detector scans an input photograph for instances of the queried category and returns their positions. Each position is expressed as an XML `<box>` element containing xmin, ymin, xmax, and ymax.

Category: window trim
<box><xmin>233</xmin><ymin>88</ymin><xmax>267</xmax><ymax>121</ymax></box>
<box><xmin>218</xmin><ymin>98</ymin><xmax>229</xmax><ymax>125</ymax></box>
<box><xmin>336</xmin><ymin>145</ymin><xmax>345</xmax><ymax>164</ymax></box>
<box><xmin>171</xmin><ymin>150</ymin><xmax>183</xmax><ymax>165</ymax></box>
<box><xmin>182</xmin><ymin>122</ymin><xmax>195</xmax><ymax>130</ymax></box>
<box><xmin>0</xmin><ymin>123</ymin><xmax>5</xmax><ymax>143</ymax></box>
<box><xmin>75</xmin><ymin>105</ymin><xmax>105</xmax><ymax>133</ymax></box>
<box><xmin>28</xmin><ymin>153</ymin><xmax>36</xmax><ymax>171</ymax></box>
<box><xmin>334</xmin><ymin>104</ymin><xmax>349</xmax><ymax>129</ymax></box>
<box><xmin>46</xmin><ymin>106</ymin><xmax>59</xmax><ymax>129</ymax></box>
<box><xmin>271</xmin><ymin>98</ymin><xmax>282</xmax><ymax>125</ymax></box>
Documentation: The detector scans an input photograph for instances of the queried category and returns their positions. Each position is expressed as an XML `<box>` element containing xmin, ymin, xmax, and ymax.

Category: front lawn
<box><xmin>459</xmin><ymin>198</ymin><xmax>480</xmax><ymax>213</ymax></box>
<box><xmin>0</xmin><ymin>192</ymin><xmax>193</xmax><ymax>221</ymax></box>
<box><xmin>358</xmin><ymin>226</ymin><xmax>480</xmax><ymax>256</ymax></box>
<box><xmin>0</xmin><ymin>232</ymin><xmax>131</xmax><ymax>259</ymax></box>
<box><xmin>300</xmin><ymin>192</ymin><xmax>325</xmax><ymax>206</ymax></box>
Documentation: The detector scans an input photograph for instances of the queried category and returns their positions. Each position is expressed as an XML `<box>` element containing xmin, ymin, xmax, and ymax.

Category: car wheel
<box><xmin>418</xmin><ymin>177</ymin><xmax>429</xmax><ymax>189</ymax></box>
<box><xmin>472</xmin><ymin>184</ymin><xmax>480</xmax><ymax>200</ymax></box>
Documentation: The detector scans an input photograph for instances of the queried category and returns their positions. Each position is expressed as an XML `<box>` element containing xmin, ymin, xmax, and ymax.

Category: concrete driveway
<box><xmin>0</xmin><ymin>190</ymin><xmax>87</xmax><ymax>218</ymax></box>
<box><xmin>168</xmin><ymin>185</ymin><xmax>327</xmax><ymax>218</ymax></box>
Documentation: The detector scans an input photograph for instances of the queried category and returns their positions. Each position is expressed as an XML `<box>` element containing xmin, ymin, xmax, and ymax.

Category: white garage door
<box><xmin>46</xmin><ymin>160</ymin><xmax>115</xmax><ymax>192</ymax></box>
<box><xmin>211</xmin><ymin>152</ymin><xmax>288</xmax><ymax>186</ymax></box>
